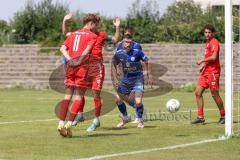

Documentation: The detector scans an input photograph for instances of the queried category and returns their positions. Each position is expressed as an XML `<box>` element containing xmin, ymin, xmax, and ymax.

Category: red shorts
<box><xmin>87</xmin><ymin>63</ymin><xmax>105</xmax><ymax>90</ymax></box>
<box><xmin>64</xmin><ymin>64</ymin><xmax>92</xmax><ymax>88</ymax></box>
<box><xmin>197</xmin><ymin>73</ymin><xmax>220</xmax><ymax>91</ymax></box>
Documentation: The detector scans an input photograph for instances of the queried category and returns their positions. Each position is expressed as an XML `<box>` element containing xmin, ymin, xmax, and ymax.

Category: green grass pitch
<box><xmin>0</xmin><ymin>88</ymin><xmax>239</xmax><ymax>160</ymax></box>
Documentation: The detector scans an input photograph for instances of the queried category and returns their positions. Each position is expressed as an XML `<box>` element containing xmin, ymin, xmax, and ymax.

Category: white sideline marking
<box><xmin>75</xmin><ymin>138</ymin><xmax>227</xmax><ymax>160</ymax></box>
<box><xmin>0</xmin><ymin>118</ymin><xmax>57</xmax><ymax>125</ymax></box>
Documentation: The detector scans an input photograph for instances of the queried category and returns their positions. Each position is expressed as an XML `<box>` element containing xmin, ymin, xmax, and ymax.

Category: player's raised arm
<box><xmin>111</xmin><ymin>17</ymin><xmax>120</xmax><ymax>43</ymax></box>
<box><xmin>62</xmin><ymin>12</ymin><xmax>73</xmax><ymax>36</ymax></box>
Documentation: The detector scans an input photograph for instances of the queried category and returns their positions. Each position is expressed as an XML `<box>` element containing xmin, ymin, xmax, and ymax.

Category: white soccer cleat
<box><xmin>137</xmin><ymin>120</ymin><xmax>144</xmax><ymax>128</ymax></box>
<box><xmin>131</xmin><ymin>118</ymin><xmax>139</xmax><ymax>124</ymax></box>
<box><xmin>116</xmin><ymin>115</ymin><xmax>131</xmax><ymax>128</ymax></box>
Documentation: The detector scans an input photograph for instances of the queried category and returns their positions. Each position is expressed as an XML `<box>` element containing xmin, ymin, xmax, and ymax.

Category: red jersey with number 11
<box><xmin>63</xmin><ymin>28</ymin><xmax>97</xmax><ymax>59</ymax></box>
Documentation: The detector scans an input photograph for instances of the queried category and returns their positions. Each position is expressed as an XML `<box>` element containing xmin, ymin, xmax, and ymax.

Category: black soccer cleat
<box><xmin>218</xmin><ymin>117</ymin><xmax>225</xmax><ymax>124</ymax></box>
<box><xmin>192</xmin><ymin>117</ymin><xmax>205</xmax><ymax>124</ymax></box>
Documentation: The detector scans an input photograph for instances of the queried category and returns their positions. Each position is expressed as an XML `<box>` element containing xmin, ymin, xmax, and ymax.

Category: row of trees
<box><xmin>0</xmin><ymin>0</ymin><xmax>239</xmax><ymax>46</ymax></box>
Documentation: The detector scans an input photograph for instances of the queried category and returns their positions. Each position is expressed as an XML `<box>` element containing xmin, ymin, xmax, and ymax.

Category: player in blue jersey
<box><xmin>112</xmin><ymin>34</ymin><xmax>151</xmax><ymax>128</ymax></box>
<box><xmin>114</xmin><ymin>27</ymin><xmax>152</xmax><ymax>124</ymax></box>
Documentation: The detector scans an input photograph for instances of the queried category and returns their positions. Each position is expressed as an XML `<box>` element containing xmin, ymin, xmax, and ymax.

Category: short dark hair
<box><xmin>124</xmin><ymin>26</ymin><xmax>135</xmax><ymax>35</ymax></box>
<box><xmin>83</xmin><ymin>13</ymin><xmax>100</xmax><ymax>25</ymax></box>
<box><xmin>203</xmin><ymin>24</ymin><xmax>216</xmax><ymax>33</ymax></box>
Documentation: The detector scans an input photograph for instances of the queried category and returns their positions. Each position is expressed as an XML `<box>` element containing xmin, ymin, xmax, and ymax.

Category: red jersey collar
<box><xmin>80</xmin><ymin>27</ymin><xmax>91</xmax><ymax>32</ymax></box>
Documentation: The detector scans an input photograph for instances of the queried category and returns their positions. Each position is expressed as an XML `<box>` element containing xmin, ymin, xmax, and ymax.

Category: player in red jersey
<box><xmin>192</xmin><ymin>24</ymin><xmax>225</xmax><ymax>124</ymax></box>
<box><xmin>57</xmin><ymin>14</ymin><xmax>99</xmax><ymax>137</ymax></box>
<box><xmin>62</xmin><ymin>13</ymin><xmax>120</xmax><ymax>131</ymax></box>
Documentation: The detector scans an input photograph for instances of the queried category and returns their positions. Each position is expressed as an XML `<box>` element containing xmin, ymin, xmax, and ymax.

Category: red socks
<box><xmin>77</xmin><ymin>96</ymin><xmax>85</xmax><ymax>113</ymax></box>
<box><xmin>69</xmin><ymin>100</ymin><xmax>82</xmax><ymax>122</ymax></box>
<box><xmin>198</xmin><ymin>107</ymin><xmax>204</xmax><ymax>118</ymax></box>
<box><xmin>60</xmin><ymin>97</ymin><xmax>102</xmax><ymax>121</ymax></box>
<box><xmin>94</xmin><ymin>98</ymin><xmax>102</xmax><ymax>117</ymax></box>
<box><xmin>198</xmin><ymin>107</ymin><xmax>225</xmax><ymax>118</ymax></box>
<box><xmin>59</xmin><ymin>99</ymin><xmax>70</xmax><ymax>121</ymax></box>
<box><xmin>219</xmin><ymin>108</ymin><xmax>225</xmax><ymax>117</ymax></box>
<box><xmin>69</xmin><ymin>97</ymin><xmax>85</xmax><ymax>121</ymax></box>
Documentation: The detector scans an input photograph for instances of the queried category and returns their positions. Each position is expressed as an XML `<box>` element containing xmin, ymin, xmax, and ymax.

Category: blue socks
<box><xmin>135</xmin><ymin>104</ymin><xmax>144</xmax><ymax>119</ymax></box>
<box><xmin>118</xmin><ymin>100</ymin><xmax>144</xmax><ymax>119</ymax></box>
<box><xmin>118</xmin><ymin>102</ymin><xmax>128</xmax><ymax>116</ymax></box>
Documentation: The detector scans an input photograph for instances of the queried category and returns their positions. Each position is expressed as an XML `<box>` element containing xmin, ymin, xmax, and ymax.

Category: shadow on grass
<box><xmin>143</xmin><ymin>125</ymin><xmax>157</xmax><ymax>129</ymax></box>
<box><xmin>191</xmin><ymin>121</ymin><xmax>222</xmax><ymax>125</ymax></box>
<box><xmin>101</xmin><ymin>126</ymin><xmax>137</xmax><ymax>130</ymax></box>
<box><xmin>175</xmin><ymin>134</ymin><xmax>190</xmax><ymax>137</ymax></box>
<box><xmin>72</xmin><ymin>133</ymin><xmax>131</xmax><ymax>138</ymax></box>
<box><xmin>101</xmin><ymin>125</ymin><xmax>157</xmax><ymax>131</ymax></box>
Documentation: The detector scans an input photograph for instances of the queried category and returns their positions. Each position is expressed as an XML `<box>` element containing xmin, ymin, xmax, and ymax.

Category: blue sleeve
<box><xmin>133</xmin><ymin>42</ymin><xmax>142</xmax><ymax>50</ymax></box>
<box><xmin>140</xmin><ymin>51</ymin><xmax>149</xmax><ymax>62</ymax></box>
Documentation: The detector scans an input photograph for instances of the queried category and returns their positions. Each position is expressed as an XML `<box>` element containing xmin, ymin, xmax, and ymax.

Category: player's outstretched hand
<box><xmin>64</xmin><ymin>12</ymin><xmax>73</xmax><ymax>22</ymax></box>
<box><xmin>197</xmin><ymin>59</ymin><xmax>204</xmax><ymax>65</ymax></box>
<box><xmin>69</xmin><ymin>59</ymin><xmax>80</xmax><ymax>67</ymax></box>
<box><xmin>113</xmin><ymin>17</ymin><xmax>121</xmax><ymax>27</ymax></box>
<box><xmin>199</xmin><ymin>65</ymin><xmax>205</xmax><ymax>74</ymax></box>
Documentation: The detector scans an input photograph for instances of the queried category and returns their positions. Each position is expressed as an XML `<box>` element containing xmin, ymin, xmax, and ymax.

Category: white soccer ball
<box><xmin>166</xmin><ymin>99</ymin><xmax>180</xmax><ymax>113</ymax></box>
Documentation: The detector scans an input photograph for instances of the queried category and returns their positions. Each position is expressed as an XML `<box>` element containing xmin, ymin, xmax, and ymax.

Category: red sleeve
<box><xmin>87</xmin><ymin>34</ymin><xmax>97</xmax><ymax>46</ymax></box>
<box><xmin>211</xmin><ymin>40</ymin><xmax>220</xmax><ymax>53</ymax></box>
<box><xmin>101</xmin><ymin>32</ymin><xmax>108</xmax><ymax>41</ymax></box>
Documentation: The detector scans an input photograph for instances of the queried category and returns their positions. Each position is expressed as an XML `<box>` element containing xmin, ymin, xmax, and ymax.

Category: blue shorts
<box><xmin>117</xmin><ymin>76</ymin><xmax>144</xmax><ymax>95</ymax></box>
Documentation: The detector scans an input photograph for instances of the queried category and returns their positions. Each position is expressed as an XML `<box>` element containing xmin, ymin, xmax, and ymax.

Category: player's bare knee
<box><xmin>135</xmin><ymin>99</ymin><xmax>142</xmax><ymax>106</ymax></box>
<box><xmin>74</xmin><ymin>95</ymin><xmax>83</xmax><ymax>101</ymax></box>
<box><xmin>93</xmin><ymin>91</ymin><xmax>101</xmax><ymax>99</ymax></box>
<box><xmin>64</xmin><ymin>94</ymin><xmax>72</xmax><ymax>100</ymax></box>
<box><xmin>115</xmin><ymin>98</ymin><xmax>123</xmax><ymax>105</ymax></box>
<box><xmin>195</xmin><ymin>90</ymin><xmax>202</xmax><ymax>97</ymax></box>
<box><xmin>211</xmin><ymin>91</ymin><xmax>218</xmax><ymax>99</ymax></box>
<box><xmin>93</xmin><ymin>94</ymin><xmax>100</xmax><ymax>99</ymax></box>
